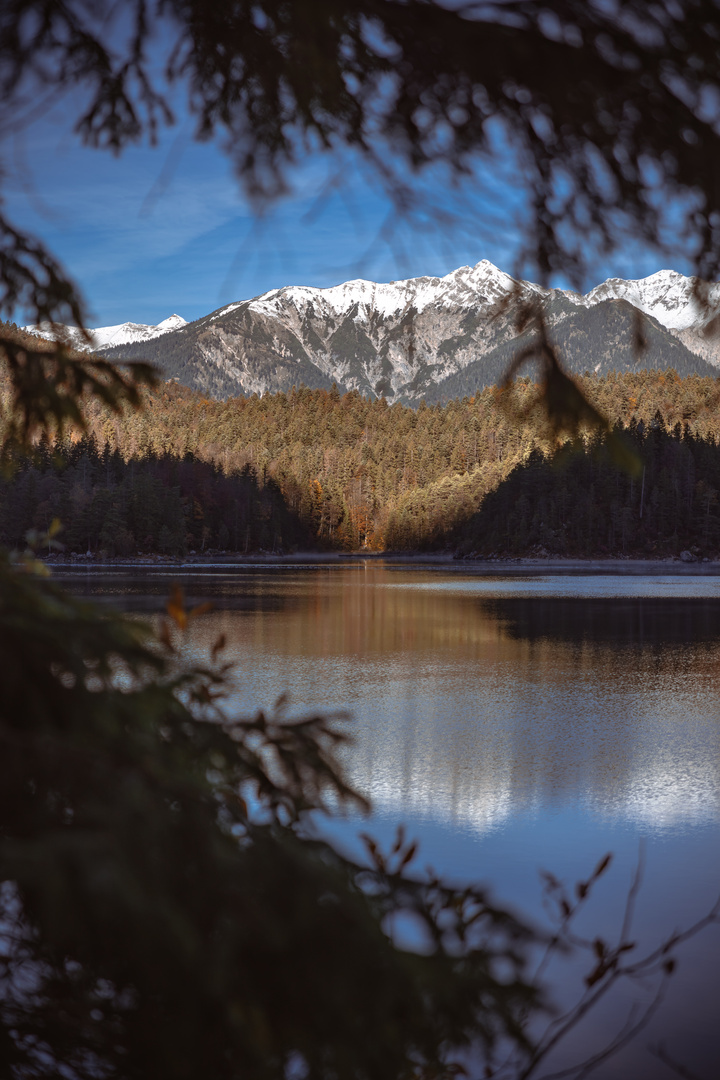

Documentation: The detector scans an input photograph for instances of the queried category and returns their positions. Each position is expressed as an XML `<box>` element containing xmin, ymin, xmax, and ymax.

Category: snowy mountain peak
<box><xmin>240</xmin><ymin>260</ymin><xmax>718</xmax><ymax>334</ymax></box>
<box><xmin>23</xmin><ymin>314</ymin><xmax>188</xmax><ymax>352</ymax></box>
<box><xmin>155</xmin><ymin>314</ymin><xmax>187</xmax><ymax>333</ymax></box>
<box><xmin>244</xmin><ymin>260</ymin><xmax>539</xmax><ymax>324</ymax></box>
<box><xmin>582</xmin><ymin>269</ymin><xmax>720</xmax><ymax>331</ymax></box>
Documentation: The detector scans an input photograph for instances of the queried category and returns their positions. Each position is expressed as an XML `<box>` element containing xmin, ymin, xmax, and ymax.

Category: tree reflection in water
<box><xmin>56</xmin><ymin>564</ymin><xmax>720</xmax><ymax>1077</ymax></box>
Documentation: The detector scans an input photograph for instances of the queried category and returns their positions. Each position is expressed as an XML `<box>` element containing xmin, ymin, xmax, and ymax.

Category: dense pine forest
<box><xmin>4</xmin><ymin>324</ymin><xmax>720</xmax><ymax>558</ymax></box>
<box><xmin>0</xmin><ymin>442</ymin><xmax>311</xmax><ymax>556</ymax></box>
<box><xmin>455</xmin><ymin>424</ymin><xmax>720</xmax><ymax>558</ymax></box>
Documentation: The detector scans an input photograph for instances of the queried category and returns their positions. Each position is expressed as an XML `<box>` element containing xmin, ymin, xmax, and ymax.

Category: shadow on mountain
<box><xmin>417</xmin><ymin>299</ymin><xmax>717</xmax><ymax>405</ymax></box>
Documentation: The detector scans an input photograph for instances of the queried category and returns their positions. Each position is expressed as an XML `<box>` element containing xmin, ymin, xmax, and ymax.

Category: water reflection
<box><xmin>57</xmin><ymin>565</ymin><xmax>720</xmax><ymax>836</ymax></box>
<box><xmin>488</xmin><ymin>595</ymin><xmax>720</xmax><ymax>646</ymax></box>
<box><xmin>55</xmin><ymin>564</ymin><xmax>720</xmax><ymax>1077</ymax></box>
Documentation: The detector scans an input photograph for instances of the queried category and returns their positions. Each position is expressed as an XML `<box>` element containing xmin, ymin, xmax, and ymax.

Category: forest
<box><xmin>3</xmin><ymin>327</ymin><xmax>720</xmax><ymax>559</ymax></box>
<box><xmin>456</xmin><ymin>424</ymin><xmax>720</xmax><ymax>559</ymax></box>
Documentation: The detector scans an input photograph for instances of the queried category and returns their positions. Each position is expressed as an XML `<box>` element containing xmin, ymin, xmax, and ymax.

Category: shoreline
<box><xmin>43</xmin><ymin>552</ymin><xmax>720</xmax><ymax>575</ymax></box>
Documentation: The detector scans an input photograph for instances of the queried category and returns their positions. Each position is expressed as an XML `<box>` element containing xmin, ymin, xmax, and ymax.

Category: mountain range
<box><xmin>24</xmin><ymin>313</ymin><xmax>187</xmax><ymax>352</ymax></box>
<box><xmin>27</xmin><ymin>263</ymin><xmax>720</xmax><ymax>403</ymax></box>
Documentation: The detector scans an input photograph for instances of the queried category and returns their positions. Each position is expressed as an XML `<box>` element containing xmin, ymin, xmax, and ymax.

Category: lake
<box><xmin>57</xmin><ymin>561</ymin><xmax>720</xmax><ymax>1079</ymax></box>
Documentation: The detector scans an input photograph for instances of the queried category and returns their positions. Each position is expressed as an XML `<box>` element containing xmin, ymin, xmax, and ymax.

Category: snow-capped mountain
<box><xmin>99</xmin><ymin>263</ymin><xmax>720</xmax><ymax>403</ymax></box>
<box><xmin>24</xmin><ymin>313</ymin><xmax>187</xmax><ymax>352</ymax></box>
<box><xmin>236</xmin><ymin>260</ymin><xmax>547</xmax><ymax>320</ymax></box>
<box><xmin>211</xmin><ymin>262</ymin><xmax>720</xmax><ymax>337</ymax></box>
<box><xmin>578</xmin><ymin>269</ymin><xmax>720</xmax><ymax>366</ymax></box>
<box><xmin>582</xmin><ymin>269</ymin><xmax>720</xmax><ymax>331</ymax></box>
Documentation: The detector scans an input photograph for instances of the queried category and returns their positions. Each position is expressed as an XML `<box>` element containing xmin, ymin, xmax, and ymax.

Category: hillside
<box><xmin>4</xmin><ymin>369</ymin><xmax>720</xmax><ymax>558</ymax></box>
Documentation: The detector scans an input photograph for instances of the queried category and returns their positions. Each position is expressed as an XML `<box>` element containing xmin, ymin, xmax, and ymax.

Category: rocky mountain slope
<box><xmin>80</xmin><ymin>263</ymin><xmax>720</xmax><ymax>401</ymax></box>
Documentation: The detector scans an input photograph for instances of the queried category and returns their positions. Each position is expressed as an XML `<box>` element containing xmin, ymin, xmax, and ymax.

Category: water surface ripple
<box><xmin>58</xmin><ymin>565</ymin><xmax>720</xmax><ymax>1078</ymax></box>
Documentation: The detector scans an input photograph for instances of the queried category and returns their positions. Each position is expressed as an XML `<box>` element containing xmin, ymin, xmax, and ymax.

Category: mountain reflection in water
<box><xmin>131</xmin><ymin>568</ymin><xmax>719</xmax><ymax>837</ymax></box>
<box><xmin>62</xmin><ymin>565</ymin><xmax>720</xmax><ymax>834</ymax></box>
<box><xmin>60</xmin><ymin>566</ymin><xmax>720</xmax><ymax>834</ymax></box>
<box><xmin>57</xmin><ymin>565</ymin><xmax>720</xmax><ymax>1078</ymax></box>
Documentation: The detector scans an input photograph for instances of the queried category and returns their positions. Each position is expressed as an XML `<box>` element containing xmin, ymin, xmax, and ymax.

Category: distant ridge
<box><xmin>39</xmin><ymin>264</ymin><xmax>720</xmax><ymax>402</ymax></box>
<box><xmin>23</xmin><ymin>313</ymin><xmax>187</xmax><ymax>352</ymax></box>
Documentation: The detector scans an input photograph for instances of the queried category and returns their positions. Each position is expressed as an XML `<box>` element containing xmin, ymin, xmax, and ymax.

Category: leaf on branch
<box><xmin>399</xmin><ymin>841</ymin><xmax>418</xmax><ymax>871</ymax></box>
<box><xmin>189</xmin><ymin>601</ymin><xmax>214</xmax><ymax>619</ymax></box>
<box><xmin>166</xmin><ymin>585</ymin><xmax>187</xmax><ymax>630</ymax></box>
<box><xmin>593</xmin><ymin>853</ymin><xmax>612</xmax><ymax>879</ymax></box>
<box><xmin>391</xmin><ymin>824</ymin><xmax>406</xmax><ymax>854</ymax></box>
<box><xmin>585</xmin><ymin>959</ymin><xmax>612</xmax><ymax>987</ymax></box>
<box><xmin>157</xmin><ymin>619</ymin><xmax>175</xmax><ymax>652</ymax></box>
<box><xmin>211</xmin><ymin>633</ymin><xmax>227</xmax><ymax>661</ymax></box>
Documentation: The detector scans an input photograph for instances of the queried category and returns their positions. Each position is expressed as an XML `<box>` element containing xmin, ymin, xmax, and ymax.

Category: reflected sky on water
<box><xmin>57</xmin><ymin>564</ymin><xmax>720</xmax><ymax>1078</ymax></box>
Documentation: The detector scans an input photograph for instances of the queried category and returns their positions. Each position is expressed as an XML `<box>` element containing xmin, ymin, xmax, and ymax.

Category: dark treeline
<box><xmin>4</xmin><ymin>359</ymin><xmax>720</xmax><ymax>555</ymax></box>
<box><xmin>0</xmin><ymin>438</ymin><xmax>310</xmax><ymax>556</ymax></box>
<box><xmin>457</xmin><ymin>421</ymin><xmax>720</xmax><ymax>558</ymax></box>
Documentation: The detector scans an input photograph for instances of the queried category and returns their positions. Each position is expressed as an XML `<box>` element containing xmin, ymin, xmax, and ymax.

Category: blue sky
<box><xmin>4</xmin><ymin>95</ymin><xmax>687</xmax><ymax>329</ymax></box>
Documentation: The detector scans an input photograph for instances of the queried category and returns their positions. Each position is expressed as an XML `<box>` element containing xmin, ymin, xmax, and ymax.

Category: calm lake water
<box><xmin>57</xmin><ymin>563</ymin><xmax>720</xmax><ymax>1079</ymax></box>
